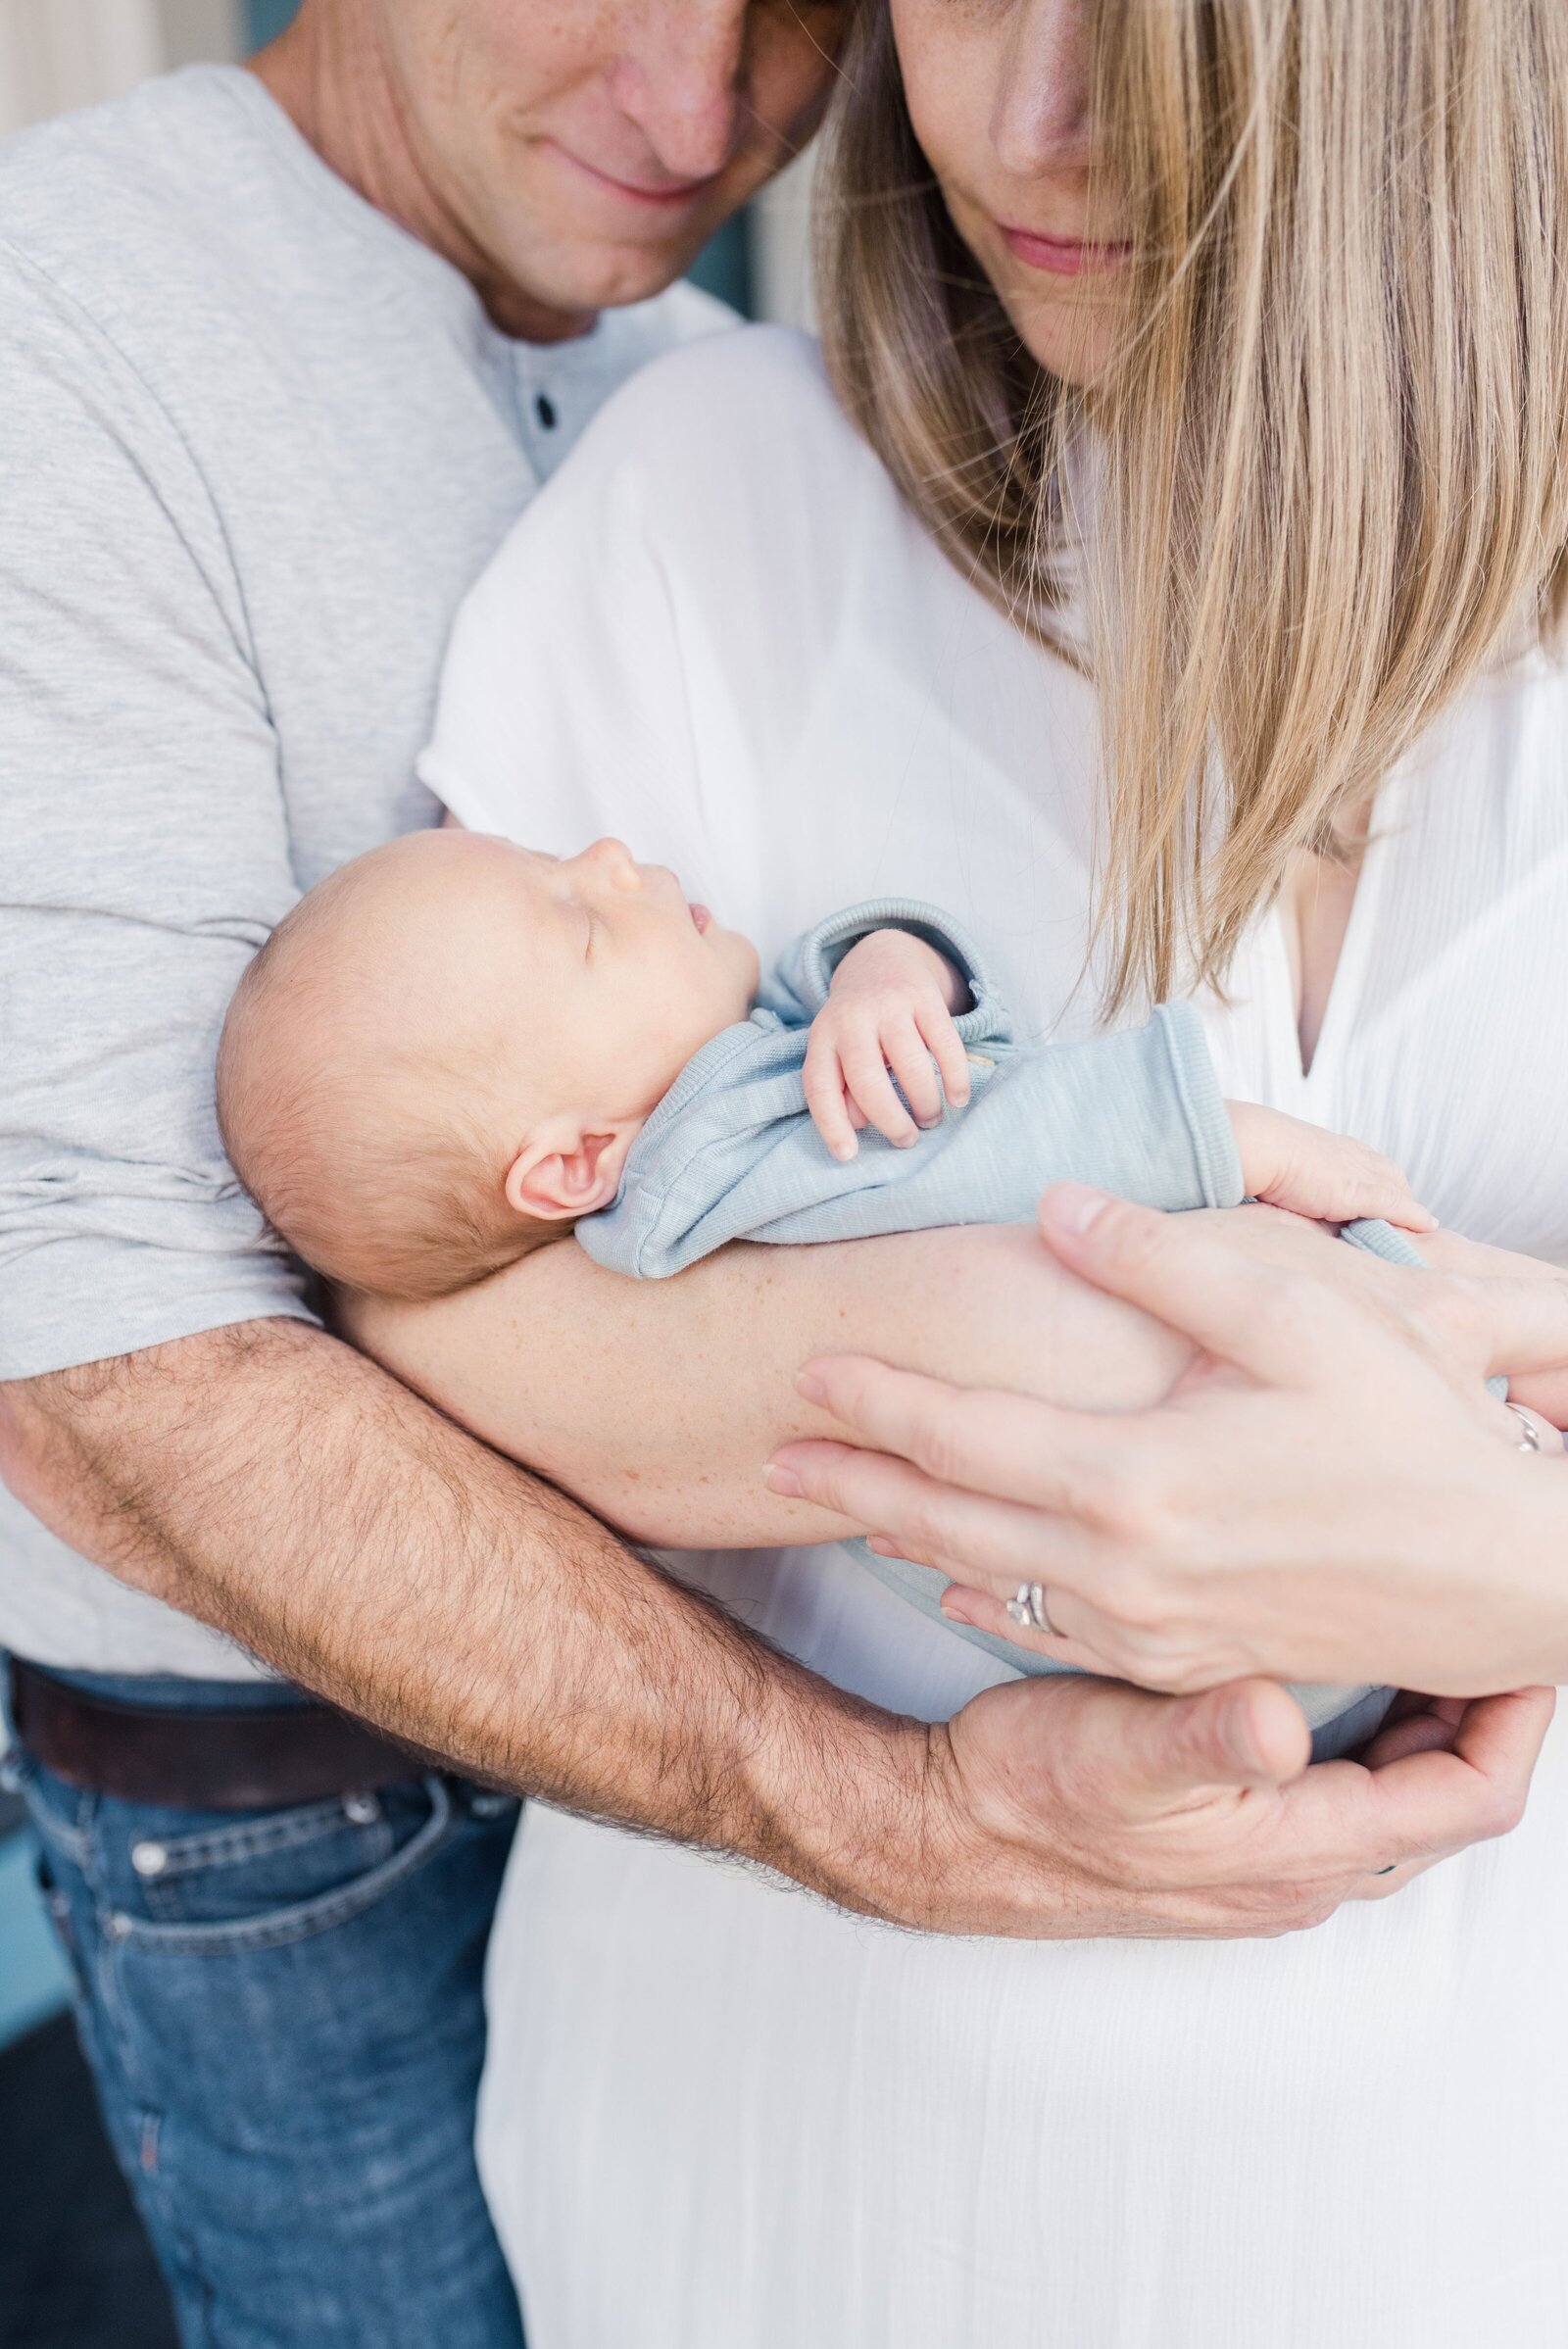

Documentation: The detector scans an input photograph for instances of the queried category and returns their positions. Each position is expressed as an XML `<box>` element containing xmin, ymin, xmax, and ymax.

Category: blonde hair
<box><xmin>818</xmin><ymin>0</ymin><xmax>1568</xmax><ymax>1009</ymax></box>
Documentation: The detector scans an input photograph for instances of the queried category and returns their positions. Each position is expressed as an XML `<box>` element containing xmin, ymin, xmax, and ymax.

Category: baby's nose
<box><xmin>580</xmin><ymin>836</ymin><xmax>641</xmax><ymax>891</ymax></box>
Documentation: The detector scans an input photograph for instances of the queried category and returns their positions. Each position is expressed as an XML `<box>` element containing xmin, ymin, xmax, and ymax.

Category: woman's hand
<box><xmin>767</xmin><ymin>1187</ymin><xmax>1568</xmax><ymax>1698</ymax></box>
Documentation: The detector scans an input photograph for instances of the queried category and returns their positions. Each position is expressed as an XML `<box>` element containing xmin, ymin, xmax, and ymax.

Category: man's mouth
<box><xmin>546</xmin><ymin>140</ymin><xmax>719</xmax><ymax>213</ymax></box>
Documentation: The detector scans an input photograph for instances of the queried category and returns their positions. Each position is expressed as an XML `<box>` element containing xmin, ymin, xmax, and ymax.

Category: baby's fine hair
<box><xmin>217</xmin><ymin>852</ymin><xmax>563</xmax><ymax>1298</ymax></box>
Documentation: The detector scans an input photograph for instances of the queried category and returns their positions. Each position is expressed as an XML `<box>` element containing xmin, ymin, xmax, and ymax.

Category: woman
<box><xmin>366</xmin><ymin>0</ymin><xmax>1568</xmax><ymax>2338</ymax></box>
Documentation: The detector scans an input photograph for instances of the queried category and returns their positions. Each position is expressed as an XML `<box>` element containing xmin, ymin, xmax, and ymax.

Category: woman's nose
<box><xmin>991</xmin><ymin>0</ymin><xmax>1095</xmax><ymax>183</ymax></box>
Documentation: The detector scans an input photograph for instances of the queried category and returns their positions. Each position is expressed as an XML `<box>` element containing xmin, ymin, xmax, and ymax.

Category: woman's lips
<box><xmin>1000</xmin><ymin>223</ymin><xmax>1132</xmax><ymax>277</ymax></box>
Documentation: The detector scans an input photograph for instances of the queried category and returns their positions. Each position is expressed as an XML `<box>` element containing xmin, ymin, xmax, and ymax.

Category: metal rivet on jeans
<box><xmin>130</xmin><ymin>1840</ymin><xmax>169</xmax><ymax>1878</ymax></box>
<box><xmin>343</xmin><ymin>1792</ymin><xmax>381</xmax><ymax>1826</ymax></box>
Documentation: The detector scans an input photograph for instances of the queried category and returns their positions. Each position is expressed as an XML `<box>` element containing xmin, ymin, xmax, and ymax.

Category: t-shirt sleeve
<box><xmin>0</xmin><ymin>244</ymin><xmax>316</xmax><ymax>1380</ymax></box>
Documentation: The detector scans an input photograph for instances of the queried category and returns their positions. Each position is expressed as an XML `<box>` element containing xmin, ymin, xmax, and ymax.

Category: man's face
<box><xmin>370</xmin><ymin>0</ymin><xmax>846</xmax><ymax>336</ymax></box>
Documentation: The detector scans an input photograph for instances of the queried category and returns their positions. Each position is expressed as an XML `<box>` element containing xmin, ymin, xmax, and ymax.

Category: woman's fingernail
<box><xmin>1039</xmin><ymin>1182</ymin><xmax>1113</xmax><ymax>1236</ymax></box>
<box><xmin>796</xmin><ymin>1371</ymin><xmax>827</xmax><ymax>1406</ymax></box>
<box><xmin>865</xmin><ymin>1537</ymin><xmax>898</xmax><ymax>1556</ymax></box>
<box><xmin>940</xmin><ymin>1597</ymin><xmax>975</xmax><ymax>1626</ymax></box>
<box><xmin>764</xmin><ymin>1463</ymin><xmax>803</xmax><ymax>1497</ymax></box>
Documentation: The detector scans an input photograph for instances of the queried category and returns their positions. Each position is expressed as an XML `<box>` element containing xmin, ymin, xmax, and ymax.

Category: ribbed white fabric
<box><xmin>428</xmin><ymin>328</ymin><xmax>1568</xmax><ymax>2349</ymax></box>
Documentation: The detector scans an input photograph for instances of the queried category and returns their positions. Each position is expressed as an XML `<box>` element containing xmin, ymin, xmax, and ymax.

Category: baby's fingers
<box><xmin>918</xmin><ymin>1006</ymin><xmax>971</xmax><ymax>1112</ymax></box>
<box><xmin>840</xmin><ymin>1034</ymin><xmax>920</xmax><ymax>1148</ymax></box>
<box><xmin>804</xmin><ymin>1036</ymin><xmax>861</xmax><ymax>1162</ymax></box>
<box><xmin>885</xmin><ymin>1017</ymin><xmax>946</xmax><ymax>1128</ymax></box>
<box><xmin>1341</xmin><ymin>1149</ymin><xmax>1438</xmax><ymax>1233</ymax></box>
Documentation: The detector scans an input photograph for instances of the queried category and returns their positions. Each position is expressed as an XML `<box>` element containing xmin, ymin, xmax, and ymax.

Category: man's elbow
<box><xmin>0</xmin><ymin>1361</ymin><xmax>111</xmax><ymax>1550</ymax></box>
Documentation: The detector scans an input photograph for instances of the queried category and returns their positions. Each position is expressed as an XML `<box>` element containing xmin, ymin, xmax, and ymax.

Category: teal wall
<box><xmin>243</xmin><ymin>0</ymin><xmax>301</xmax><ymax>46</ymax></box>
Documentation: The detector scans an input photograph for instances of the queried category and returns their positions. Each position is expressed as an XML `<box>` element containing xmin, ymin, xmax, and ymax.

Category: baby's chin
<box><xmin>721</xmin><ymin>927</ymin><xmax>761</xmax><ymax>1006</ymax></box>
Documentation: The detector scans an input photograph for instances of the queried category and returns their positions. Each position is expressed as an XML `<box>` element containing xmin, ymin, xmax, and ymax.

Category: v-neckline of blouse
<box><xmin>1265</xmin><ymin>765</ymin><xmax>1404</xmax><ymax>1104</ymax></box>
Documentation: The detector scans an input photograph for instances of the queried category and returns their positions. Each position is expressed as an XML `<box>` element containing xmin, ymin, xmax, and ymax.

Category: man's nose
<box><xmin>608</xmin><ymin>2</ymin><xmax>750</xmax><ymax>184</ymax></box>
<box><xmin>991</xmin><ymin>0</ymin><xmax>1096</xmax><ymax>184</ymax></box>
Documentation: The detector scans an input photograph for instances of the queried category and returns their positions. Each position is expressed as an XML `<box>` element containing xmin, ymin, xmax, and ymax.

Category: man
<box><xmin>0</xmin><ymin>4</ymin><xmax>1540</xmax><ymax>2344</ymax></box>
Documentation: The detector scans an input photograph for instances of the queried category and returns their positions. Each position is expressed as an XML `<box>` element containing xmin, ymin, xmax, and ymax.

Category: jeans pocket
<box><xmin>104</xmin><ymin>1775</ymin><xmax>459</xmax><ymax>1955</ymax></box>
<box><xmin>129</xmin><ymin>1789</ymin><xmax>398</xmax><ymax>1925</ymax></box>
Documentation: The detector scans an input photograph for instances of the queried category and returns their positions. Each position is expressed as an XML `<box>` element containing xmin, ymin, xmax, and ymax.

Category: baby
<box><xmin>218</xmin><ymin>825</ymin><xmax>1428</xmax><ymax>1298</ymax></box>
<box><xmin>218</xmin><ymin>824</ymin><xmax>1432</xmax><ymax>1758</ymax></box>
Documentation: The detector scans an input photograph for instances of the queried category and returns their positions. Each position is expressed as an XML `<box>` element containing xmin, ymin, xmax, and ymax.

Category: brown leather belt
<box><xmin>8</xmin><ymin>1658</ymin><xmax>423</xmax><ymax>1813</ymax></box>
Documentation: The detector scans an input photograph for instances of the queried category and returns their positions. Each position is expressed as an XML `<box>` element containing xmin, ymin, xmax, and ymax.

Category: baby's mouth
<box><xmin>689</xmin><ymin>902</ymin><xmax>712</xmax><ymax>936</ymax></box>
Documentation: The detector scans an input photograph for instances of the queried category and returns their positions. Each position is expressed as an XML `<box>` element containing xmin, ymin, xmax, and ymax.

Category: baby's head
<box><xmin>218</xmin><ymin>828</ymin><xmax>759</xmax><ymax>1297</ymax></box>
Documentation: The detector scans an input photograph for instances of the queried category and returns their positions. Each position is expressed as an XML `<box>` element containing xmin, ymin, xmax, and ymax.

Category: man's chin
<box><xmin>497</xmin><ymin>222</ymin><xmax>718</xmax><ymax>323</ymax></box>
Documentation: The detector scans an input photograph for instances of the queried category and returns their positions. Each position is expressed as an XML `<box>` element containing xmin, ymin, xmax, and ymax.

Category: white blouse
<box><xmin>426</xmin><ymin>326</ymin><xmax>1568</xmax><ymax>2349</ymax></box>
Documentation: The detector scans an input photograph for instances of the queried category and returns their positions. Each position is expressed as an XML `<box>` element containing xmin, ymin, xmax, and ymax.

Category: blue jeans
<box><xmin>5</xmin><ymin>1668</ymin><xmax>525</xmax><ymax>2349</ymax></box>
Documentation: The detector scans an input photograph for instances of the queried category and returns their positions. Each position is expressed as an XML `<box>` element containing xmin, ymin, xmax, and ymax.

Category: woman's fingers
<box><xmin>770</xmin><ymin>1429</ymin><xmax>1100</xmax><ymax>1581</ymax></box>
<box><xmin>1035</xmin><ymin>1185</ymin><xmax>1361</xmax><ymax>1384</ymax></box>
<box><xmin>936</xmin><ymin>1577</ymin><xmax>1130</xmax><ymax>1674</ymax></box>
<box><xmin>786</xmin><ymin>1355</ymin><xmax>1141</xmax><ymax>1522</ymax></box>
<box><xmin>1382</xmin><ymin>1229</ymin><xmax>1568</xmax><ymax>1383</ymax></box>
<box><xmin>1468</xmin><ymin>1276</ymin><xmax>1568</xmax><ymax>1385</ymax></box>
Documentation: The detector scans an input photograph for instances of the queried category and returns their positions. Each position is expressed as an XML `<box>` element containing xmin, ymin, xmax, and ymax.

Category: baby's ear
<box><xmin>504</xmin><ymin>1122</ymin><xmax>636</xmax><ymax>1223</ymax></box>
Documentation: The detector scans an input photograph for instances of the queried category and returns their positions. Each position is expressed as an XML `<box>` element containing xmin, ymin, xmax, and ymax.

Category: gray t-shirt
<box><xmin>0</xmin><ymin>65</ymin><xmax>729</xmax><ymax>1677</ymax></box>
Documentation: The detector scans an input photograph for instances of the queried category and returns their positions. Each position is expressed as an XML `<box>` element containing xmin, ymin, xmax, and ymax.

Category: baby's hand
<box><xmin>1227</xmin><ymin>1101</ymin><xmax>1437</xmax><ymax>1232</ymax></box>
<box><xmin>804</xmin><ymin>931</ymin><xmax>972</xmax><ymax>1161</ymax></box>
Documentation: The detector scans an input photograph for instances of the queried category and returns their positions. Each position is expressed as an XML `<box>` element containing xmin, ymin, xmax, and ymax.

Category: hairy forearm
<box><xmin>0</xmin><ymin>1321</ymin><xmax>931</xmax><ymax>1912</ymax></box>
<box><xmin>343</xmin><ymin>1222</ymin><xmax>1195</xmax><ymax>1547</ymax></box>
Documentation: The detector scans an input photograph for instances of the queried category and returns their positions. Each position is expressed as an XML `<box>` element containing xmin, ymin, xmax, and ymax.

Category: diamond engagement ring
<box><xmin>1006</xmin><ymin>1583</ymin><xmax>1060</xmax><ymax>1638</ymax></box>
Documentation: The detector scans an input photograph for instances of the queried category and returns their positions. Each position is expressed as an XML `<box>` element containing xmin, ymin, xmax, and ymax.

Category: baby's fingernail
<box><xmin>796</xmin><ymin>1371</ymin><xmax>827</xmax><ymax>1406</ymax></box>
<box><xmin>833</xmin><ymin>1138</ymin><xmax>858</xmax><ymax>1162</ymax></box>
<box><xmin>764</xmin><ymin>1463</ymin><xmax>803</xmax><ymax>1497</ymax></box>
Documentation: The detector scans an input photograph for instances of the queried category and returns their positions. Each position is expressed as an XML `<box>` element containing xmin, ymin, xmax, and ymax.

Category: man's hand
<box><xmin>918</xmin><ymin>1671</ymin><xmax>1551</xmax><ymax>1938</ymax></box>
<box><xmin>803</xmin><ymin>930</ymin><xmax>971</xmax><ymax>1160</ymax></box>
